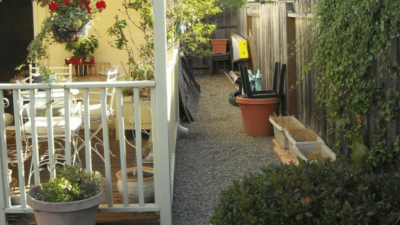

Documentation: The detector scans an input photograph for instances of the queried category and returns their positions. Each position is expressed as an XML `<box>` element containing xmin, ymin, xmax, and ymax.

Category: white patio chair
<box><xmin>3</xmin><ymin>98</ymin><xmax>13</xmax><ymax>127</ymax></box>
<box><xmin>3</xmin><ymin>97</ymin><xmax>33</xmax><ymax>167</ymax></box>
<box><xmin>29</xmin><ymin>64</ymin><xmax>72</xmax><ymax>83</ymax></box>
<box><xmin>77</xmin><ymin>65</ymin><xmax>118</xmax><ymax>161</ymax></box>
<box><xmin>19</xmin><ymin>86</ymin><xmax>83</xmax><ymax>186</ymax></box>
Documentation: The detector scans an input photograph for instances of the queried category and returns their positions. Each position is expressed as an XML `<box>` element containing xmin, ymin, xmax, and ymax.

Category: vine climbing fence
<box><xmin>239</xmin><ymin>0</ymin><xmax>400</xmax><ymax>155</ymax></box>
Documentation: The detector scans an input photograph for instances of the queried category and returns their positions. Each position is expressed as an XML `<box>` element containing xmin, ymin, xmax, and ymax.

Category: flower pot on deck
<box><xmin>236</xmin><ymin>95</ymin><xmax>280</xmax><ymax>136</ymax></box>
<box><xmin>116</xmin><ymin>167</ymin><xmax>154</xmax><ymax>203</ymax></box>
<box><xmin>27</xmin><ymin>185</ymin><xmax>104</xmax><ymax>225</ymax></box>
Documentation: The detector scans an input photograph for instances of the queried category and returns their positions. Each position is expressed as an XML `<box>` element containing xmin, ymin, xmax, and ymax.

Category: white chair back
<box><xmin>29</xmin><ymin>64</ymin><xmax>72</xmax><ymax>83</ymax></box>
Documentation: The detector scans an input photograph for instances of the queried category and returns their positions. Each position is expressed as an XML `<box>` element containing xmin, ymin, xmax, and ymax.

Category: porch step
<box><xmin>7</xmin><ymin>212</ymin><xmax>160</xmax><ymax>225</ymax></box>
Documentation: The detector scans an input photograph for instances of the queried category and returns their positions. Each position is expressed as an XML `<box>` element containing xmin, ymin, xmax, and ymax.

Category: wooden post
<box><xmin>153</xmin><ymin>0</ymin><xmax>172</xmax><ymax>224</ymax></box>
<box><xmin>287</xmin><ymin>16</ymin><xmax>297</xmax><ymax>116</ymax></box>
<box><xmin>0</xmin><ymin>91</ymin><xmax>8</xmax><ymax>225</ymax></box>
<box><xmin>247</xmin><ymin>16</ymin><xmax>253</xmax><ymax>70</ymax></box>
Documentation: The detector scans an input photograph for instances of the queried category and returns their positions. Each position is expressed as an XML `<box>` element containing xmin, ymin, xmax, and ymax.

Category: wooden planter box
<box><xmin>210</xmin><ymin>39</ymin><xmax>228</xmax><ymax>54</ymax></box>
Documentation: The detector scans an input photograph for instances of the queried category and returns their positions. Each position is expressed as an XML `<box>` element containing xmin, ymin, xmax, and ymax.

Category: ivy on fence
<box><xmin>299</xmin><ymin>0</ymin><xmax>400</xmax><ymax>169</ymax></box>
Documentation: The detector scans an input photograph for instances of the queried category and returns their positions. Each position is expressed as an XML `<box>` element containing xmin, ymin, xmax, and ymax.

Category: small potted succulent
<box><xmin>27</xmin><ymin>166</ymin><xmax>105</xmax><ymax>225</ymax></box>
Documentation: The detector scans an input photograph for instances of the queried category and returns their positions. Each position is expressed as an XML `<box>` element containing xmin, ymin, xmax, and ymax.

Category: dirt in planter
<box><xmin>127</xmin><ymin>171</ymin><xmax>154</xmax><ymax>179</ymax></box>
<box><xmin>270</xmin><ymin>115</ymin><xmax>303</xmax><ymax>129</ymax></box>
<box><xmin>287</xmin><ymin>127</ymin><xmax>317</xmax><ymax>142</ymax></box>
<box><xmin>300</xmin><ymin>144</ymin><xmax>321</xmax><ymax>161</ymax></box>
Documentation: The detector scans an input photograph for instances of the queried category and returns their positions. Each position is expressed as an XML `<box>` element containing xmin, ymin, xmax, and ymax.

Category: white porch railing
<box><xmin>0</xmin><ymin>78</ymin><xmax>176</xmax><ymax>224</ymax></box>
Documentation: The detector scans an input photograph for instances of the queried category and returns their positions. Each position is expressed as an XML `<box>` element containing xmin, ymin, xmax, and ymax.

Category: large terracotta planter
<box><xmin>210</xmin><ymin>39</ymin><xmax>228</xmax><ymax>54</ymax></box>
<box><xmin>116</xmin><ymin>167</ymin><xmax>154</xmax><ymax>203</ymax></box>
<box><xmin>236</xmin><ymin>95</ymin><xmax>280</xmax><ymax>136</ymax></box>
<box><xmin>27</xmin><ymin>185</ymin><xmax>104</xmax><ymax>225</ymax></box>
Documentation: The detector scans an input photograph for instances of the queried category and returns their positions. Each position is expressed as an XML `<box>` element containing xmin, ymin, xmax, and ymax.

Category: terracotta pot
<box><xmin>210</xmin><ymin>39</ymin><xmax>228</xmax><ymax>54</ymax></box>
<box><xmin>116</xmin><ymin>167</ymin><xmax>154</xmax><ymax>203</ymax></box>
<box><xmin>236</xmin><ymin>95</ymin><xmax>280</xmax><ymax>136</ymax></box>
<box><xmin>27</xmin><ymin>185</ymin><xmax>104</xmax><ymax>225</ymax></box>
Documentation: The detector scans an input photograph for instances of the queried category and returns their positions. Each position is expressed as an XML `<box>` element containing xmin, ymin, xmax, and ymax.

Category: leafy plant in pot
<box><xmin>65</xmin><ymin>36</ymin><xmax>99</xmax><ymax>76</ymax></box>
<box><xmin>27</xmin><ymin>166</ymin><xmax>105</xmax><ymax>225</ymax></box>
<box><xmin>34</xmin><ymin>0</ymin><xmax>107</xmax><ymax>43</ymax></box>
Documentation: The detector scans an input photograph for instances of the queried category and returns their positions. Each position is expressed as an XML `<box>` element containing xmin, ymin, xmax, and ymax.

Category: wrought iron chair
<box><xmin>19</xmin><ymin>86</ymin><xmax>83</xmax><ymax>186</ymax></box>
<box><xmin>77</xmin><ymin>65</ymin><xmax>118</xmax><ymax>161</ymax></box>
<box><xmin>3</xmin><ymin>98</ymin><xmax>13</xmax><ymax>127</ymax></box>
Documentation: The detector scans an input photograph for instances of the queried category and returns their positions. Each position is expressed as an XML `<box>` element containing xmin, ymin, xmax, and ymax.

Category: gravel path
<box><xmin>172</xmin><ymin>74</ymin><xmax>281</xmax><ymax>225</ymax></box>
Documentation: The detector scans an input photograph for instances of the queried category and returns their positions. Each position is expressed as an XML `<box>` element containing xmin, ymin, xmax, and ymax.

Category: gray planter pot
<box><xmin>27</xmin><ymin>185</ymin><xmax>104</xmax><ymax>225</ymax></box>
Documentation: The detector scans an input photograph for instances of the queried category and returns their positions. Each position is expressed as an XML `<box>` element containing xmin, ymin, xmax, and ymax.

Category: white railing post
<box><xmin>0</xmin><ymin>91</ymin><xmax>8</xmax><ymax>225</ymax></box>
<box><xmin>154</xmin><ymin>0</ymin><xmax>173</xmax><ymax>224</ymax></box>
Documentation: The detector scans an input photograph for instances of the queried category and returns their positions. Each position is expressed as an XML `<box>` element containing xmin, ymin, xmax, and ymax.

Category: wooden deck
<box><xmin>6</xmin><ymin>130</ymin><xmax>160</xmax><ymax>225</ymax></box>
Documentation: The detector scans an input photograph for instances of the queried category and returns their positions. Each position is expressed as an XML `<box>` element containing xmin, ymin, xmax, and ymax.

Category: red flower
<box><xmin>63</xmin><ymin>0</ymin><xmax>70</xmax><ymax>5</ymax></box>
<box><xmin>95</xmin><ymin>0</ymin><xmax>106</xmax><ymax>10</ymax></box>
<box><xmin>49</xmin><ymin>2</ymin><xmax>58</xmax><ymax>10</ymax></box>
<box><xmin>85</xmin><ymin>5</ymin><xmax>91</xmax><ymax>14</ymax></box>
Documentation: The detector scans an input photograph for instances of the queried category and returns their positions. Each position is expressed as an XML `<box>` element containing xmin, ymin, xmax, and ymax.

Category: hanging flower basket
<box><xmin>50</xmin><ymin>20</ymin><xmax>91</xmax><ymax>44</ymax></box>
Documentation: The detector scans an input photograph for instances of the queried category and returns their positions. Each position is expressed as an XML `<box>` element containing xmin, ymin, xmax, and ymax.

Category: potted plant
<box><xmin>34</xmin><ymin>0</ymin><xmax>106</xmax><ymax>44</ymax></box>
<box><xmin>65</xmin><ymin>36</ymin><xmax>99</xmax><ymax>76</ymax></box>
<box><xmin>115</xmin><ymin>166</ymin><xmax>154</xmax><ymax>203</ymax></box>
<box><xmin>16</xmin><ymin>0</ymin><xmax>106</xmax><ymax>79</ymax></box>
<box><xmin>27</xmin><ymin>166</ymin><xmax>105</xmax><ymax>225</ymax></box>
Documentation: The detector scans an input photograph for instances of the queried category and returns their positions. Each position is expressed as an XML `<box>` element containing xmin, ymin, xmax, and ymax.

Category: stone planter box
<box><xmin>290</xmin><ymin>142</ymin><xmax>336</xmax><ymax>164</ymax></box>
<box><xmin>285</xmin><ymin>129</ymin><xmax>326</xmax><ymax>163</ymax></box>
<box><xmin>269</xmin><ymin>116</ymin><xmax>304</xmax><ymax>148</ymax></box>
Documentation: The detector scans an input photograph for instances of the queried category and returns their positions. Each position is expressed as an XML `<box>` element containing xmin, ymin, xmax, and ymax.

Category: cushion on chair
<box><xmin>22</xmin><ymin>108</ymin><xmax>64</xmax><ymax>118</ymax></box>
<box><xmin>23</xmin><ymin>116</ymin><xmax>82</xmax><ymax>135</ymax></box>
<box><xmin>81</xmin><ymin>103</ymin><xmax>112</xmax><ymax>121</ymax></box>
<box><xmin>3</xmin><ymin>113</ymin><xmax>13</xmax><ymax>127</ymax></box>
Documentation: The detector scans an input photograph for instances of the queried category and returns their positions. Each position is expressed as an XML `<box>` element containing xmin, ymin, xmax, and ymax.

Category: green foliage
<box><xmin>37</xmin><ymin>166</ymin><xmax>104</xmax><ymax>202</ymax></box>
<box><xmin>65</xmin><ymin>35</ymin><xmax>99</xmax><ymax>59</ymax></box>
<box><xmin>217</xmin><ymin>0</ymin><xmax>246</xmax><ymax>9</ymax></box>
<box><xmin>107</xmin><ymin>0</ymin><xmax>221</xmax><ymax>81</ymax></box>
<box><xmin>168</xmin><ymin>0</ymin><xmax>221</xmax><ymax>58</ymax></box>
<box><xmin>210</xmin><ymin>160</ymin><xmax>400</xmax><ymax>224</ymax></box>
<box><xmin>298</xmin><ymin>0</ymin><xmax>400</xmax><ymax>168</ymax></box>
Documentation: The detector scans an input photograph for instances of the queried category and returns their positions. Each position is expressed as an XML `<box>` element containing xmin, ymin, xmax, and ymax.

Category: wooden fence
<box><xmin>241</xmin><ymin>0</ymin><xmax>400</xmax><ymax>150</ymax></box>
<box><xmin>187</xmin><ymin>1</ymin><xmax>400</xmax><ymax>150</ymax></box>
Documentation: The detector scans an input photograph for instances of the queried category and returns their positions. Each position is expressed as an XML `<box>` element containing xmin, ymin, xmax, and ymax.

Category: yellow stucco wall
<box><xmin>35</xmin><ymin>1</ymin><xmax>146</xmax><ymax>71</ymax></box>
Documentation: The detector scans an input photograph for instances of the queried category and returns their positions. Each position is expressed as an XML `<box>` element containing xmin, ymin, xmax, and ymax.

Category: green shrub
<box><xmin>37</xmin><ymin>166</ymin><xmax>104</xmax><ymax>202</ymax></box>
<box><xmin>210</xmin><ymin>160</ymin><xmax>400</xmax><ymax>224</ymax></box>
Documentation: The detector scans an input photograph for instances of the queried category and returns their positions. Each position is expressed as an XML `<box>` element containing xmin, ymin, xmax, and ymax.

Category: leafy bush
<box><xmin>210</xmin><ymin>160</ymin><xmax>400</xmax><ymax>224</ymax></box>
<box><xmin>37</xmin><ymin>166</ymin><xmax>104</xmax><ymax>202</ymax></box>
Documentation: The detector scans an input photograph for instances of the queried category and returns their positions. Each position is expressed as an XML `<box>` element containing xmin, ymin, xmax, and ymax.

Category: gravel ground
<box><xmin>172</xmin><ymin>74</ymin><xmax>281</xmax><ymax>225</ymax></box>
